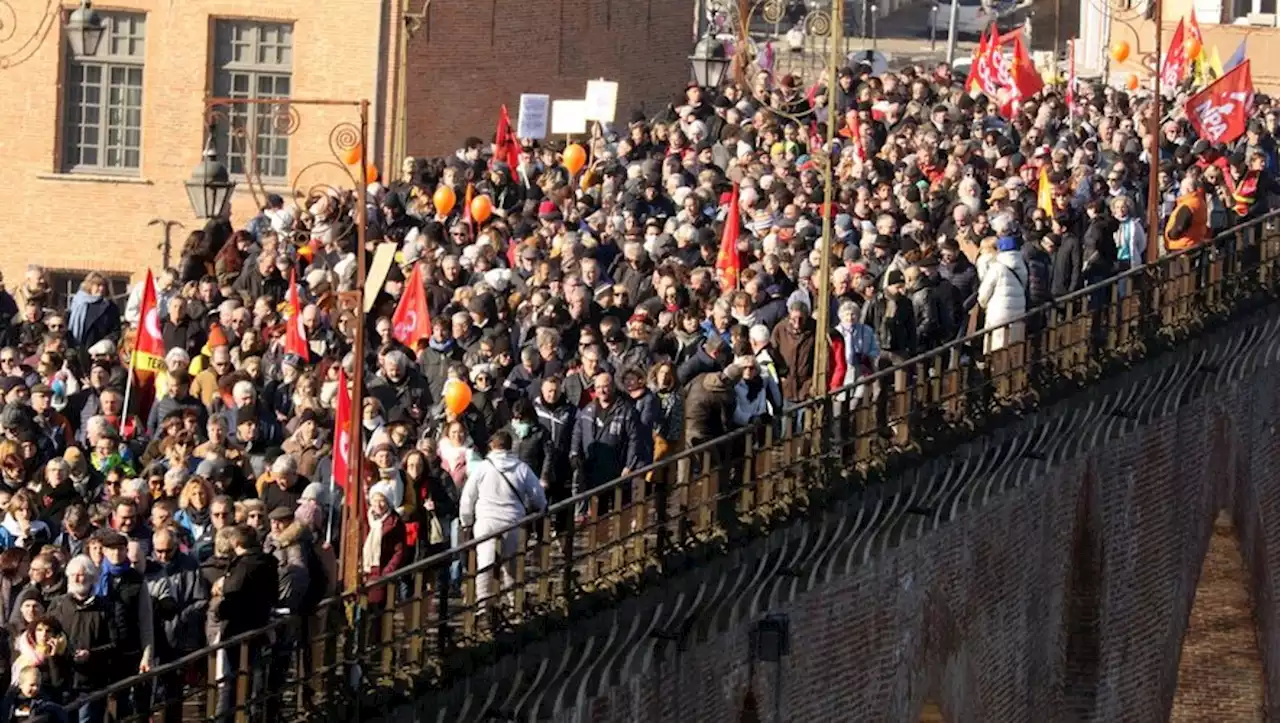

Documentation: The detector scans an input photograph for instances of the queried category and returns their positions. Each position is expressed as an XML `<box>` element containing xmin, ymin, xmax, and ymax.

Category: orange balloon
<box><xmin>563</xmin><ymin>143</ymin><xmax>587</xmax><ymax>176</ymax></box>
<box><xmin>1110</xmin><ymin>41</ymin><xmax>1130</xmax><ymax>63</ymax></box>
<box><xmin>364</xmin><ymin>164</ymin><xmax>379</xmax><ymax>185</ymax></box>
<box><xmin>443</xmin><ymin>379</ymin><xmax>472</xmax><ymax>416</ymax></box>
<box><xmin>470</xmin><ymin>194</ymin><xmax>493</xmax><ymax>224</ymax></box>
<box><xmin>1126</xmin><ymin>73</ymin><xmax>1140</xmax><ymax>90</ymax></box>
<box><xmin>1186</xmin><ymin>36</ymin><xmax>1202</xmax><ymax>59</ymax></box>
<box><xmin>340</xmin><ymin>143</ymin><xmax>363</xmax><ymax>166</ymax></box>
<box><xmin>433</xmin><ymin>185</ymin><xmax>457</xmax><ymax>215</ymax></box>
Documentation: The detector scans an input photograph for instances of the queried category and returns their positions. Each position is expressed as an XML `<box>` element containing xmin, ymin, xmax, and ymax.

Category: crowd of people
<box><xmin>0</xmin><ymin>49</ymin><xmax>1273</xmax><ymax>722</ymax></box>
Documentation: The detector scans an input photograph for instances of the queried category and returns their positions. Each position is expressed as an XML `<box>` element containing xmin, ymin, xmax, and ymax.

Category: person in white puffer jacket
<box><xmin>459</xmin><ymin>430</ymin><xmax>546</xmax><ymax>614</ymax></box>
<box><xmin>977</xmin><ymin>214</ymin><xmax>1030</xmax><ymax>353</ymax></box>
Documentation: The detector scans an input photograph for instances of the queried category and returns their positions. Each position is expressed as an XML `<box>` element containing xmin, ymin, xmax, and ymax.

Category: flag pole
<box><xmin>1145</xmin><ymin>0</ymin><xmax>1163</xmax><ymax>265</ymax></box>
<box><xmin>121</xmin><ymin>346</ymin><xmax>136</xmax><ymax>430</ymax></box>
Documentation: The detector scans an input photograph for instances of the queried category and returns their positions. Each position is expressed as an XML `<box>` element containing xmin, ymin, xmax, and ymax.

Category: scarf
<box><xmin>93</xmin><ymin>558</ymin><xmax>130</xmax><ymax>598</ymax></box>
<box><xmin>361</xmin><ymin>511</ymin><xmax>385</xmax><ymax>574</ymax></box>
<box><xmin>67</xmin><ymin>290</ymin><xmax>102</xmax><ymax>343</ymax></box>
<box><xmin>427</xmin><ymin>338</ymin><xmax>456</xmax><ymax>353</ymax></box>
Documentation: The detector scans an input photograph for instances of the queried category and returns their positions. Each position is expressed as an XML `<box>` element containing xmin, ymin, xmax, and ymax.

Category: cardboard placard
<box><xmin>517</xmin><ymin>94</ymin><xmax>551</xmax><ymax>139</ymax></box>
<box><xmin>551</xmin><ymin>100</ymin><xmax>588</xmax><ymax>135</ymax></box>
<box><xmin>363</xmin><ymin>241</ymin><xmax>398</xmax><ymax>313</ymax></box>
<box><xmin>584</xmin><ymin>79</ymin><xmax>619</xmax><ymax>123</ymax></box>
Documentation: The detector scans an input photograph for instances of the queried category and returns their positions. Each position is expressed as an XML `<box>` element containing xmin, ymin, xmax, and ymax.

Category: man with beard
<box><xmin>48</xmin><ymin>555</ymin><xmax>113</xmax><ymax>723</ymax></box>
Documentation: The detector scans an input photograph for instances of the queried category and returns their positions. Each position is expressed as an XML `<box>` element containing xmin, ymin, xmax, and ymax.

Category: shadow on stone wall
<box><xmin>395</xmin><ymin>303</ymin><xmax>1280</xmax><ymax>723</ymax></box>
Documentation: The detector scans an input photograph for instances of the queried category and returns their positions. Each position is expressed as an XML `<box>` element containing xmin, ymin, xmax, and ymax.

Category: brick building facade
<box><xmin>0</xmin><ymin>0</ymin><xmax>693</xmax><ymax>294</ymax></box>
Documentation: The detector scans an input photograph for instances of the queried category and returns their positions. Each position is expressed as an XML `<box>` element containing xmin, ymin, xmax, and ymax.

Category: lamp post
<box><xmin>689</xmin><ymin>34</ymin><xmax>732</xmax><ymax>89</ymax></box>
<box><xmin>63</xmin><ymin>0</ymin><xmax>105</xmax><ymax>58</ymax></box>
<box><xmin>1</xmin><ymin>0</ymin><xmax>104</xmax><ymax>69</ymax></box>
<box><xmin>697</xmin><ymin>0</ymin><xmax>841</xmax><ymax>410</ymax></box>
<box><xmin>183</xmin><ymin>125</ymin><xmax>236</xmax><ymax>220</ymax></box>
<box><xmin>192</xmin><ymin>96</ymin><xmax>372</xmax><ymax>593</ymax></box>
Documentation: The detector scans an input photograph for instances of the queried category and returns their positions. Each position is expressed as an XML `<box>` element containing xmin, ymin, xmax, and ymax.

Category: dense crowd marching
<box><xmin>0</xmin><ymin>50</ymin><xmax>1274</xmax><ymax>722</ymax></box>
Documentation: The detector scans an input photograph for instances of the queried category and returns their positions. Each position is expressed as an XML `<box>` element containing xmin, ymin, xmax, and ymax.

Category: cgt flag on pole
<box><xmin>392</xmin><ymin>263</ymin><xmax>431</xmax><ymax>350</ymax></box>
<box><xmin>332</xmin><ymin>367</ymin><xmax>352</xmax><ymax>492</ymax></box>
<box><xmin>1185</xmin><ymin>60</ymin><xmax>1255</xmax><ymax>145</ymax></box>
<box><xmin>132</xmin><ymin>269</ymin><xmax>166</xmax><ymax>377</ymax></box>
<box><xmin>1160</xmin><ymin>18</ymin><xmax>1189</xmax><ymax>90</ymax></box>
<box><xmin>495</xmin><ymin>105</ymin><xmax>521</xmax><ymax>171</ymax></box>
<box><xmin>284</xmin><ymin>269</ymin><xmax>310</xmax><ymax>362</ymax></box>
<box><xmin>716</xmin><ymin>184</ymin><xmax>742</xmax><ymax>290</ymax></box>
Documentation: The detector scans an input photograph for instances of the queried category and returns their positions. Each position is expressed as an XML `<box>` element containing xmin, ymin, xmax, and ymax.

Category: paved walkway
<box><xmin>1169</xmin><ymin>511</ymin><xmax>1265</xmax><ymax>722</ymax></box>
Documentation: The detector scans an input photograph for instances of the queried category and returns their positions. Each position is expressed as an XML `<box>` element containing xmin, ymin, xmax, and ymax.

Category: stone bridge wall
<box><xmin>400</xmin><ymin>305</ymin><xmax>1280</xmax><ymax>723</ymax></box>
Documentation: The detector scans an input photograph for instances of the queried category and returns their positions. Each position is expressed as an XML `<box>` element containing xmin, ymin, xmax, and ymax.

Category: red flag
<box><xmin>965</xmin><ymin>25</ymin><xmax>992</xmax><ymax>92</ymax></box>
<box><xmin>332</xmin><ymin>368</ymin><xmax>352</xmax><ymax>491</ymax></box>
<box><xmin>284</xmin><ymin>269</ymin><xmax>309</xmax><ymax>362</ymax></box>
<box><xmin>1003</xmin><ymin>35</ymin><xmax>1043</xmax><ymax>118</ymax></box>
<box><xmin>391</xmin><ymin>263</ymin><xmax>431</xmax><ymax>350</ymax></box>
<box><xmin>716</xmin><ymin>184</ymin><xmax>742</xmax><ymax>290</ymax></box>
<box><xmin>1160</xmin><ymin>19</ymin><xmax>1189</xmax><ymax>89</ymax></box>
<box><xmin>496</xmin><ymin>105</ymin><xmax>521</xmax><ymax>170</ymax></box>
<box><xmin>1185</xmin><ymin>60</ymin><xmax>1254</xmax><ymax>145</ymax></box>
<box><xmin>1066</xmin><ymin>39</ymin><xmax>1077</xmax><ymax>117</ymax></box>
<box><xmin>132</xmin><ymin>269</ymin><xmax>165</xmax><ymax>376</ymax></box>
<box><xmin>462</xmin><ymin>182</ymin><xmax>475</xmax><ymax>234</ymax></box>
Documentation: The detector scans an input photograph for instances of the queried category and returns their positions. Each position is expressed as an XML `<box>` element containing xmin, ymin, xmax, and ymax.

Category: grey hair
<box><xmin>385</xmin><ymin>350</ymin><xmax>410</xmax><ymax>374</ymax></box>
<box><xmin>749</xmin><ymin>324</ymin><xmax>770</xmax><ymax>344</ymax></box>
<box><xmin>232</xmin><ymin>380</ymin><xmax>256</xmax><ymax>400</ymax></box>
<box><xmin>271</xmin><ymin>454</ymin><xmax>299</xmax><ymax>476</ymax></box>
<box><xmin>66</xmin><ymin>555</ymin><xmax>98</xmax><ymax>579</ymax></box>
<box><xmin>45</xmin><ymin>458</ymin><xmax>69</xmax><ymax>474</ymax></box>
<box><xmin>838</xmin><ymin>300</ymin><xmax>861</xmax><ymax>320</ymax></box>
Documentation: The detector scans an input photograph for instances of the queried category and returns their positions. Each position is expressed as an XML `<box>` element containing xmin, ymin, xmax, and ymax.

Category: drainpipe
<box><xmin>372</xmin><ymin>0</ymin><xmax>390</xmax><ymax>171</ymax></box>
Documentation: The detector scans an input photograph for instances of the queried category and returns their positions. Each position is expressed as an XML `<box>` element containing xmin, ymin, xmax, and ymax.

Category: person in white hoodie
<box><xmin>977</xmin><ymin>214</ymin><xmax>1030</xmax><ymax>353</ymax></box>
<box><xmin>459</xmin><ymin>430</ymin><xmax>546</xmax><ymax>614</ymax></box>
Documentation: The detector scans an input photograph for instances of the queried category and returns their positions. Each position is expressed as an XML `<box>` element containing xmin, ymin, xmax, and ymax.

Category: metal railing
<box><xmin>65</xmin><ymin>211</ymin><xmax>1280</xmax><ymax>721</ymax></box>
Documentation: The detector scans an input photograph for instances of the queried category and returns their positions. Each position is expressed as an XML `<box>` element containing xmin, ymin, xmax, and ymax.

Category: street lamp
<box><xmin>64</xmin><ymin>0</ymin><xmax>106</xmax><ymax>58</ymax></box>
<box><xmin>689</xmin><ymin>34</ymin><xmax>731</xmax><ymax>89</ymax></box>
<box><xmin>185</xmin><ymin>126</ymin><xmax>236</xmax><ymax>219</ymax></box>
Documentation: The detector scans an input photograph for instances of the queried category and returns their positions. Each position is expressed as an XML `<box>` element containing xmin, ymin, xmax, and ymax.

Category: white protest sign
<box><xmin>551</xmin><ymin>100</ymin><xmax>588</xmax><ymax>135</ymax></box>
<box><xmin>517</xmin><ymin>94</ymin><xmax>550</xmax><ymax>139</ymax></box>
<box><xmin>584</xmin><ymin>79</ymin><xmax>619</xmax><ymax>123</ymax></box>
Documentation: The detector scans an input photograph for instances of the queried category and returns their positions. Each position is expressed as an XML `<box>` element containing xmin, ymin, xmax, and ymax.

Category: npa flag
<box><xmin>391</xmin><ymin>263</ymin><xmax>431</xmax><ymax>350</ymax></box>
<box><xmin>716</xmin><ymin>184</ymin><xmax>742</xmax><ymax>290</ymax></box>
<box><xmin>1185</xmin><ymin>60</ymin><xmax>1255</xmax><ymax>145</ymax></box>
<box><xmin>132</xmin><ymin>269</ymin><xmax>165</xmax><ymax>376</ymax></box>
<box><xmin>284</xmin><ymin>269</ymin><xmax>310</xmax><ymax>362</ymax></box>
<box><xmin>495</xmin><ymin>105</ymin><xmax>521</xmax><ymax>171</ymax></box>
<box><xmin>332</xmin><ymin>368</ymin><xmax>352</xmax><ymax>491</ymax></box>
<box><xmin>1160</xmin><ymin>19</ymin><xmax>1189</xmax><ymax>90</ymax></box>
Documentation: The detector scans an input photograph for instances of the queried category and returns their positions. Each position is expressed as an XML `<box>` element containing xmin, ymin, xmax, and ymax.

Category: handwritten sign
<box><xmin>584</xmin><ymin>80</ymin><xmax>619</xmax><ymax>123</ymax></box>
<box><xmin>551</xmin><ymin>100</ymin><xmax>588</xmax><ymax>135</ymax></box>
<box><xmin>517</xmin><ymin>94</ymin><xmax>550</xmax><ymax>139</ymax></box>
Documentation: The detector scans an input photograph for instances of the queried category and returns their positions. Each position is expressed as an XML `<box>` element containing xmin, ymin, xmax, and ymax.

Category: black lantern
<box><xmin>64</xmin><ymin>0</ymin><xmax>105</xmax><ymax>57</ymax></box>
<box><xmin>688</xmin><ymin>35</ymin><xmax>730</xmax><ymax>90</ymax></box>
<box><xmin>185</xmin><ymin>126</ymin><xmax>236</xmax><ymax>219</ymax></box>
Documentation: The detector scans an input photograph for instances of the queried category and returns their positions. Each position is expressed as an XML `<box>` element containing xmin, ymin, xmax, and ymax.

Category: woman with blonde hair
<box><xmin>67</xmin><ymin>271</ymin><xmax>121</xmax><ymax>350</ymax></box>
<box><xmin>175</xmin><ymin>477</ymin><xmax>217</xmax><ymax>561</ymax></box>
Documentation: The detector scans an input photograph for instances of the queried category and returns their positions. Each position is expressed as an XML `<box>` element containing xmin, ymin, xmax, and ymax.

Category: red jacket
<box><xmin>364</xmin><ymin>512</ymin><xmax>408</xmax><ymax>605</ymax></box>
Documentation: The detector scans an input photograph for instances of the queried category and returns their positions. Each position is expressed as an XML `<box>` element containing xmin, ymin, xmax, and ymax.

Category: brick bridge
<box><xmin>391</xmin><ymin>282</ymin><xmax>1280</xmax><ymax>723</ymax></box>
<box><xmin>75</xmin><ymin>218</ymin><xmax>1280</xmax><ymax>722</ymax></box>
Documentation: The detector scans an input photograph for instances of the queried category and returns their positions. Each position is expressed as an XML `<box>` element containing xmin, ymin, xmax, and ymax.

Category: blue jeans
<box><xmin>73</xmin><ymin>693</ymin><xmax>106</xmax><ymax>723</ymax></box>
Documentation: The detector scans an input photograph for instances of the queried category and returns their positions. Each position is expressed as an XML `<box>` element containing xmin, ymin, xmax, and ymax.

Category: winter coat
<box><xmin>770</xmin><ymin>319</ymin><xmax>818</xmax><ymax>403</ymax></box>
<box><xmin>0</xmin><ymin>517</ymin><xmax>50</xmax><ymax>552</ymax></box>
<box><xmin>143</xmin><ymin>552</ymin><xmax>209</xmax><ymax>658</ymax></box>
<box><xmin>508</xmin><ymin>421</ymin><xmax>552</xmax><ymax>482</ymax></box>
<box><xmin>939</xmin><ymin>256</ymin><xmax>980</xmax><ymax>310</ymax></box>
<box><xmin>1050</xmin><ymin>233</ymin><xmax>1083</xmax><ymax>297</ymax></box>
<box><xmin>46</xmin><ymin>593</ymin><xmax>115</xmax><ymax>690</ymax></box>
<box><xmin>363</xmin><ymin>512</ymin><xmax>407</xmax><ymax>607</ymax></box>
<box><xmin>676</xmin><ymin>346</ymin><xmax>724</xmax><ymax>388</ymax></box>
<box><xmin>214</xmin><ymin>548</ymin><xmax>278</xmax><ymax>638</ymax></box>
<box><xmin>418</xmin><ymin>342</ymin><xmax>463</xmax><ymax>400</ymax></box>
<box><xmin>533</xmin><ymin>397</ymin><xmax>575</xmax><ymax>485</ymax></box>
<box><xmin>66</xmin><ymin>292</ymin><xmax>120</xmax><ymax>350</ymax></box>
<box><xmin>683</xmin><ymin>372</ymin><xmax>737</xmax><ymax>446</ymax></box>
<box><xmin>459</xmin><ymin>451</ymin><xmax>547</xmax><ymax>528</ymax></box>
<box><xmin>977</xmin><ymin>251</ymin><xmax>1029</xmax><ymax>329</ymax></box>
<box><xmin>569</xmin><ymin>399</ymin><xmax>644</xmax><ymax>489</ymax></box>
<box><xmin>263</xmin><ymin>522</ymin><xmax>314</xmax><ymax>614</ymax></box>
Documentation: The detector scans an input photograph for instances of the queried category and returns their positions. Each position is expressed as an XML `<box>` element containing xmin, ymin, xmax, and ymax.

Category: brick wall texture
<box><xmin>403</xmin><ymin>308</ymin><xmax>1280</xmax><ymax>723</ymax></box>
<box><xmin>402</xmin><ymin>0</ymin><xmax>692</xmax><ymax>158</ymax></box>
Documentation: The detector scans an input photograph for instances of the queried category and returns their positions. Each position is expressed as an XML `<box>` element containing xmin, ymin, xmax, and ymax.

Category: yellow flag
<box><xmin>1208</xmin><ymin>45</ymin><xmax>1224</xmax><ymax>80</ymax></box>
<box><xmin>1038</xmin><ymin>167</ymin><xmax>1054</xmax><ymax>216</ymax></box>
